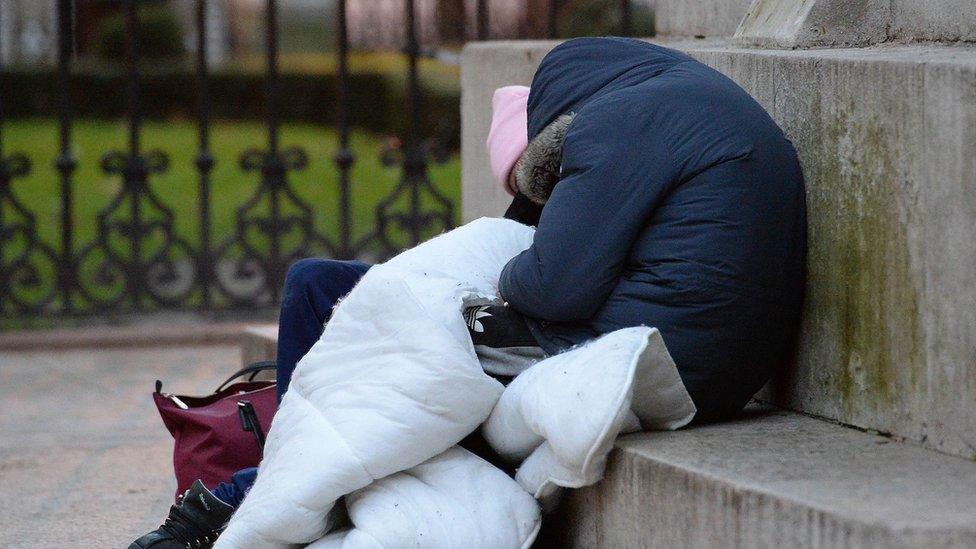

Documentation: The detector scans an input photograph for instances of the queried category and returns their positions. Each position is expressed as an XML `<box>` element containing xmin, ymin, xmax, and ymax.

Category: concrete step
<box><xmin>0</xmin><ymin>321</ymin><xmax>252</xmax><ymax>351</ymax></box>
<box><xmin>240</xmin><ymin>324</ymin><xmax>277</xmax><ymax>367</ymax></box>
<box><xmin>547</xmin><ymin>408</ymin><xmax>976</xmax><ymax>548</ymax></box>
<box><xmin>460</xmin><ymin>40</ymin><xmax>976</xmax><ymax>461</ymax></box>
<box><xmin>240</xmin><ymin>324</ymin><xmax>278</xmax><ymax>381</ymax></box>
<box><xmin>236</xmin><ymin>327</ymin><xmax>976</xmax><ymax>546</ymax></box>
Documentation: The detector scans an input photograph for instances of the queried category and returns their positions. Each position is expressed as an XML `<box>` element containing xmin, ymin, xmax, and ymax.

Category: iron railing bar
<box><xmin>404</xmin><ymin>0</ymin><xmax>421</xmax><ymax>155</ymax></box>
<box><xmin>125</xmin><ymin>0</ymin><xmax>144</xmax><ymax>310</ymax></box>
<box><xmin>0</xmin><ymin>3</ymin><xmax>4</xmax><ymax>160</ymax></box>
<box><xmin>335</xmin><ymin>0</ymin><xmax>354</xmax><ymax>258</ymax></box>
<box><xmin>265</xmin><ymin>0</ymin><xmax>282</xmax><ymax>300</ymax></box>
<box><xmin>126</xmin><ymin>1</ymin><xmax>141</xmax><ymax>156</ymax></box>
<box><xmin>621</xmin><ymin>0</ymin><xmax>632</xmax><ymax>36</ymax></box>
<box><xmin>0</xmin><ymin>5</ymin><xmax>5</xmax><ymax>312</ymax></box>
<box><xmin>405</xmin><ymin>0</ymin><xmax>423</xmax><ymax>246</ymax></box>
<box><xmin>196</xmin><ymin>0</ymin><xmax>214</xmax><ymax>307</ymax></box>
<box><xmin>548</xmin><ymin>0</ymin><xmax>559</xmax><ymax>39</ymax></box>
<box><xmin>477</xmin><ymin>0</ymin><xmax>489</xmax><ymax>40</ymax></box>
<box><xmin>56</xmin><ymin>0</ymin><xmax>77</xmax><ymax>313</ymax></box>
<box><xmin>265</xmin><ymin>0</ymin><xmax>280</xmax><ymax>153</ymax></box>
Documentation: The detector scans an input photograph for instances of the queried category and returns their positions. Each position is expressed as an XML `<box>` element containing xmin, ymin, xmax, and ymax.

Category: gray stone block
<box><xmin>240</xmin><ymin>324</ymin><xmax>277</xmax><ymax>380</ymax></box>
<box><xmin>889</xmin><ymin>0</ymin><xmax>976</xmax><ymax>43</ymax></box>
<box><xmin>640</xmin><ymin>0</ymin><xmax>754</xmax><ymax>38</ymax></box>
<box><xmin>549</xmin><ymin>409</ymin><xmax>976</xmax><ymax>548</ymax></box>
<box><xmin>460</xmin><ymin>40</ymin><xmax>976</xmax><ymax>460</ymax></box>
<box><xmin>688</xmin><ymin>44</ymin><xmax>976</xmax><ymax>461</ymax></box>
<box><xmin>461</xmin><ymin>41</ymin><xmax>560</xmax><ymax>223</ymax></box>
<box><xmin>733</xmin><ymin>0</ymin><xmax>976</xmax><ymax>48</ymax></box>
<box><xmin>734</xmin><ymin>0</ymin><xmax>891</xmax><ymax>48</ymax></box>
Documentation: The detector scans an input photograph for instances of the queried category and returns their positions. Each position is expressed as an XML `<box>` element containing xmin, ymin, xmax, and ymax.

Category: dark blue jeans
<box><xmin>211</xmin><ymin>258</ymin><xmax>371</xmax><ymax>507</ymax></box>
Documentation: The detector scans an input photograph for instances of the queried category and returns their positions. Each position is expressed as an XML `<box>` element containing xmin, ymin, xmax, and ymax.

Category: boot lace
<box><xmin>158</xmin><ymin>502</ymin><xmax>219</xmax><ymax>549</ymax></box>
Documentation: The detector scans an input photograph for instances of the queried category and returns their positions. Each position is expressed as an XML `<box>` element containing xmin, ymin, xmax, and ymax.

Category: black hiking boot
<box><xmin>129</xmin><ymin>480</ymin><xmax>234</xmax><ymax>549</ymax></box>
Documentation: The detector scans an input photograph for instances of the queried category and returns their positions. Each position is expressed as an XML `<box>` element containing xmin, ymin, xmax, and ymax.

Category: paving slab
<box><xmin>0</xmin><ymin>321</ymin><xmax>255</xmax><ymax>351</ymax></box>
<box><xmin>240</xmin><ymin>324</ymin><xmax>278</xmax><ymax>369</ymax></box>
<box><xmin>0</xmin><ymin>345</ymin><xmax>238</xmax><ymax>548</ymax></box>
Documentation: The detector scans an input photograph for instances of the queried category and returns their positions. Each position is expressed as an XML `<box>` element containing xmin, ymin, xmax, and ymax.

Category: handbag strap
<box><xmin>215</xmin><ymin>360</ymin><xmax>277</xmax><ymax>393</ymax></box>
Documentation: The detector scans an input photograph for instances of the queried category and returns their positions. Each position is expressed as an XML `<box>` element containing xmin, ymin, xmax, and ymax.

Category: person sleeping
<box><xmin>499</xmin><ymin>37</ymin><xmax>806</xmax><ymax>423</ymax></box>
<box><xmin>130</xmin><ymin>37</ymin><xmax>805</xmax><ymax>549</ymax></box>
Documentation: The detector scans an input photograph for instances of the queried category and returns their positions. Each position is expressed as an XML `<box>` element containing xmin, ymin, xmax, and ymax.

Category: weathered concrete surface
<box><xmin>240</xmin><ymin>324</ymin><xmax>277</xmax><ymax>368</ymax></box>
<box><xmin>461</xmin><ymin>40</ymin><xmax>560</xmax><ymax>223</ymax></box>
<box><xmin>547</xmin><ymin>408</ymin><xmax>976</xmax><ymax>547</ymax></box>
<box><xmin>0</xmin><ymin>345</ymin><xmax>239</xmax><ymax>548</ymax></box>
<box><xmin>461</xmin><ymin>41</ymin><xmax>976</xmax><ymax>460</ymax></box>
<box><xmin>640</xmin><ymin>0</ymin><xmax>753</xmax><ymax>38</ymax></box>
<box><xmin>734</xmin><ymin>0</ymin><xmax>891</xmax><ymax>48</ymax></box>
<box><xmin>692</xmin><ymin>45</ymin><xmax>976</xmax><ymax>461</ymax></box>
<box><xmin>889</xmin><ymin>0</ymin><xmax>976</xmax><ymax>43</ymax></box>
<box><xmin>734</xmin><ymin>0</ymin><xmax>976</xmax><ymax>48</ymax></box>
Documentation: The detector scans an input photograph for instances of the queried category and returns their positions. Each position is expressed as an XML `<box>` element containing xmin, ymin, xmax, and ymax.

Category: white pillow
<box><xmin>308</xmin><ymin>446</ymin><xmax>541</xmax><ymax>549</ymax></box>
<box><xmin>482</xmin><ymin>327</ymin><xmax>696</xmax><ymax>501</ymax></box>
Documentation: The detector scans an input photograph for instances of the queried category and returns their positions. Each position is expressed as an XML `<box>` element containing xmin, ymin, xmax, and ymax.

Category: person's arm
<box><xmin>499</xmin><ymin>99</ymin><xmax>675</xmax><ymax>322</ymax></box>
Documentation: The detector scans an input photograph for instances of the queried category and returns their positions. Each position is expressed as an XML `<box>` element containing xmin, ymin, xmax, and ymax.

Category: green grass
<box><xmin>4</xmin><ymin>117</ymin><xmax>460</xmax><ymax>263</ymax></box>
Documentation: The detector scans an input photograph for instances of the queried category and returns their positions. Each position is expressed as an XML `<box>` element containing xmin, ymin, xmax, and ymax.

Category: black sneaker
<box><xmin>129</xmin><ymin>480</ymin><xmax>234</xmax><ymax>549</ymax></box>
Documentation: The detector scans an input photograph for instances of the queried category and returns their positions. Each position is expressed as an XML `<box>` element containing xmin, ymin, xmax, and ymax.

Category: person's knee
<box><xmin>283</xmin><ymin>259</ymin><xmax>334</xmax><ymax>303</ymax></box>
<box><xmin>284</xmin><ymin>257</ymin><xmax>325</xmax><ymax>290</ymax></box>
<box><xmin>282</xmin><ymin>258</ymin><xmax>365</xmax><ymax>310</ymax></box>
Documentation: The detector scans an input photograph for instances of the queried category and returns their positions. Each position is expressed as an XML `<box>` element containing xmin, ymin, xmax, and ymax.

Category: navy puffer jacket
<box><xmin>499</xmin><ymin>38</ymin><xmax>806</xmax><ymax>421</ymax></box>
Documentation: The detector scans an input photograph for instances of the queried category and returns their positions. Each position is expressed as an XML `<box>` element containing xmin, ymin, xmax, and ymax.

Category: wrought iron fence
<box><xmin>0</xmin><ymin>0</ymin><xmax>632</xmax><ymax>320</ymax></box>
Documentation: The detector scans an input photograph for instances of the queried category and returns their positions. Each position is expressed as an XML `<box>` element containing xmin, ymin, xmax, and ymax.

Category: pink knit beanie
<box><xmin>486</xmin><ymin>85</ymin><xmax>530</xmax><ymax>195</ymax></box>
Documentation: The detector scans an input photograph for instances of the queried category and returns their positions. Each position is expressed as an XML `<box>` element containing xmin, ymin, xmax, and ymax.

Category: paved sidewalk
<box><xmin>0</xmin><ymin>344</ymin><xmax>238</xmax><ymax>548</ymax></box>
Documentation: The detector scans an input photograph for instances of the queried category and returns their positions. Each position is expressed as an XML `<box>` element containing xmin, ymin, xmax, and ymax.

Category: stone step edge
<box><xmin>0</xmin><ymin>321</ymin><xmax>257</xmax><ymax>351</ymax></box>
<box><xmin>239</xmin><ymin>325</ymin><xmax>976</xmax><ymax>544</ymax></box>
<box><xmin>547</xmin><ymin>408</ymin><xmax>976</xmax><ymax>547</ymax></box>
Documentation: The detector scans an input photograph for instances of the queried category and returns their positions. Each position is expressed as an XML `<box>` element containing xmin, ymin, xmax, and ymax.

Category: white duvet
<box><xmin>216</xmin><ymin>218</ymin><xmax>696</xmax><ymax>549</ymax></box>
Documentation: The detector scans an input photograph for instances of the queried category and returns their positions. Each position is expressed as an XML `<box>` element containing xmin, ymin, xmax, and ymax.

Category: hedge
<box><xmin>1</xmin><ymin>68</ymin><xmax>461</xmax><ymax>148</ymax></box>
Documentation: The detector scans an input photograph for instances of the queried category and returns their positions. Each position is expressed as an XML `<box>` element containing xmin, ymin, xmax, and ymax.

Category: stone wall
<box><xmin>640</xmin><ymin>0</ymin><xmax>754</xmax><ymax>38</ymax></box>
<box><xmin>889</xmin><ymin>0</ymin><xmax>976</xmax><ymax>43</ymax></box>
<box><xmin>736</xmin><ymin>0</ymin><xmax>976</xmax><ymax>47</ymax></box>
<box><xmin>461</xmin><ymin>40</ymin><xmax>976</xmax><ymax>460</ymax></box>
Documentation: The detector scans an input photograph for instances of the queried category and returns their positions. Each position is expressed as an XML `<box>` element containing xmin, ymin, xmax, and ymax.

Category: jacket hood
<box><xmin>514</xmin><ymin>113</ymin><xmax>575</xmax><ymax>205</ymax></box>
<box><xmin>526</xmin><ymin>37</ymin><xmax>693</xmax><ymax>140</ymax></box>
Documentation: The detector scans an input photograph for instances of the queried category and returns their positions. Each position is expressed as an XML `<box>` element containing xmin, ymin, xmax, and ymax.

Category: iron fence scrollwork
<box><xmin>0</xmin><ymin>0</ymin><xmax>631</xmax><ymax>320</ymax></box>
<box><xmin>0</xmin><ymin>151</ymin><xmax>60</xmax><ymax>314</ymax></box>
<box><xmin>210</xmin><ymin>0</ymin><xmax>332</xmax><ymax>308</ymax></box>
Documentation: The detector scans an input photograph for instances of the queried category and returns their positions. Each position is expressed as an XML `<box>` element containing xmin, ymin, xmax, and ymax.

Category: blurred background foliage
<box><xmin>559</xmin><ymin>0</ymin><xmax>655</xmax><ymax>37</ymax></box>
<box><xmin>92</xmin><ymin>3</ymin><xmax>186</xmax><ymax>62</ymax></box>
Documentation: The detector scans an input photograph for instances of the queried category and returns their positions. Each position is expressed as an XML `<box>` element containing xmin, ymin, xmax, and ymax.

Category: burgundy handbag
<box><xmin>153</xmin><ymin>361</ymin><xmax>278</xmax><ymax>500</ymax></box>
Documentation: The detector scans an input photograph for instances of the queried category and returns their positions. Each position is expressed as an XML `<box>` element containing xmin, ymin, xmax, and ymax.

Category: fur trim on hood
<box><xmin>514</xmin><ymin>113</ymin><xmax>576</xmax><ymax>205</ymax></box>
